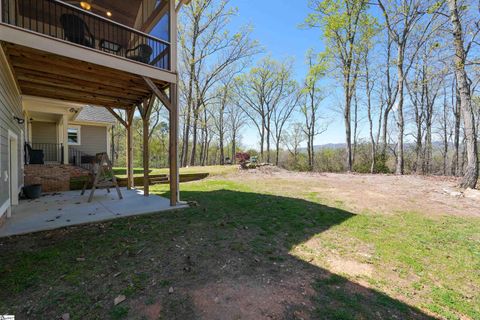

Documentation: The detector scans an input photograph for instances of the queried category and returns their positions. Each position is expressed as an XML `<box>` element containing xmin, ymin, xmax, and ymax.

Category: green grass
<box><xmin>113</xmin><ymin>165</ymin><xmax>238</xmax><ymax>178</ymax></box>
<box><xmin>0</xmin><ymin>172</ymin><xmax>479</xmax><ymax>319</ymax></box>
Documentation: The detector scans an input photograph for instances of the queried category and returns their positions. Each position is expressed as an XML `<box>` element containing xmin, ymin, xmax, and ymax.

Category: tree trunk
<box><xmin>395</xmin><ymin>44</ymin><xmax>405</xmax><ymax>175</ymax></box>
<box><xmin>260</xmin><ymin>120</ymin><xmax>265</xmax><ymax>161</ymax></box>
<box><xmin>366</xmin><ymin>62</ymin><xmax>376</xmax><ymax>174</ymax></box>
<box><xmin>345</xmin><ymin>110</ymin><xmax>352</xmax><ymax>172</ymax></box>
<box><xmin>219</xmin><ymin>101</ymin><xmax>225</xmax><ymax>165</ymax></box>
<box><xmin>381</xmin><ymin>108</ymin><xmax>390</xmax><ymax>156</ymax></box>
<box><xmin>275</xmin><ymin>140</ymin><xmax>280</xmax><ymax>166</ymax></box>
<box><xmin>352</xmin><ymin>92</ymin><xmax>359</xmax><ymax>168</ymax></box>
<box><xmin>266</xmin><ymin>116</ymin><xmax>271</xmax><ymax>163</ymax></box>
<box><xmin>451</xmin><ymin>80</ymin><xmax>461</xmax><ymax>176</ymax></box>
<box><xmin>219</xmin><ymin>134</ymin><xmax>224</xmax><ymax>165</ymax></box>
<box><xmin>308</xmin><ymin>132</ymin><xmax>315</xmax><ymax>171</ymax></box>
<box><xmin>448</xmin><ymin>0</ymin><xmax>478</xmax><ymax>188</ymax></box>
<box><xmin>344</xmin><ymin>86</ymin><xmax>353</xmax><ymax>172</ymax></box>
<box><xmin>311</xmin><ymin>108</ymin><xmax>316</xmax><ymax>171</ymax></box>
<box><xmin>189</xmin><ymin>107</ymin><xmax>199</xmax><ymax>166</ymax></box>
<box><xmin>232</xmin><ymin>132</ymin><xmax>236</xmax><ymax>164</ymax></box>
<box><xmin>202</xmin><ymin>108</ymin><xmax>209</xmax><ymax>166</ymax></box>
<box><xmin>414</xmin><ymin>109</ymin><xmax>423</xmax><ymax>174</ymax></box>
<box><xmin>443</xmin><ymin>90</ymin><xmax>449</xmax><ymax>175</ymax></box>
<box><xmin>199</xmin><ymin>127</ymin><xmax>205</xmax><ymax>166</ymax></box>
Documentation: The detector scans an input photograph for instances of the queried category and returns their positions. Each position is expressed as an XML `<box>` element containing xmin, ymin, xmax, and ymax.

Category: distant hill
<box><xmin>299</xmin><ymin>141</ymin><xmax>449</xmax><ymax>153</ymax></box>
<box><xmin>313</xmin><ymin>143</ymin><xmax>346</xmax><ymax>150</ymax></box>
<box><xmin>299</xmin><ymin>143</ymin><xmax>345</xmax><ymax>153</ymax></box>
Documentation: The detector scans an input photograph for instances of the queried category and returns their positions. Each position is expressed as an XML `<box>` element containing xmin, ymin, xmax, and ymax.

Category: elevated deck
<box><xmin>2</xmin><ymin>42</ymin><xmax>170</xmax><ymax>108</ymax></box>
<box><xmin>0</xmin><ymin>0</ymin><xmax>173</xmax><ymax>80</ymax></box>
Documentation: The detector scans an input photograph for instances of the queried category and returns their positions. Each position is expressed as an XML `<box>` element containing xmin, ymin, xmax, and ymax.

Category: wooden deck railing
<box><xmin>1</xmin><ymin>0</ymin><xmax>171</xmax><ymax>70</ymax></box>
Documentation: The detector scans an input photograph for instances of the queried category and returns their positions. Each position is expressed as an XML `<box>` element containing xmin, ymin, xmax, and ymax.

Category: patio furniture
<box><xmin>125</xmin><ymin>44</ymin><xmax>153</xmax><ymax>64</ymax></box>
<box><xmin>60</xmin><ymin>14</ymin><xmax>95</xmax><ymax>48</ymax></box>
<box><xmin>25</xmin><ymin>143</ymin><xmax>44</xmax><ymax>164</ymax></box>
<box><xmin>99</xmin><ymin>39</ymin><xmax>122</xmax><ymax>54</ymax></box>
<box><xmin>81</xmin><ymin>152</ymin><xmax>122</xmax><ymax>202</ymax></box>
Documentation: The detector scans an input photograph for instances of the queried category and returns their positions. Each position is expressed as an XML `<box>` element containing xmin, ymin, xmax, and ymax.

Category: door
<box><xmin>8</xmin><ymin>131</ymin><xmax>19</xmax><ymax>217</ymax></box>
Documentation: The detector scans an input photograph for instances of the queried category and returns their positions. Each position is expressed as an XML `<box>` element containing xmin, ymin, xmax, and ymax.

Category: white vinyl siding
<box><xmin>70</xmin><ymin>125</ymin><xmax>108</xmax><ymax>156</ymax></box>
<box><xmin>31</xmin><ymin>122</ymin><xmax>57</xmax><ymax>144</ymax></box>
<box><xmin>0</xmin><ymin>46</ymin><xmax>24</xmax><ymax>217</ymax></box>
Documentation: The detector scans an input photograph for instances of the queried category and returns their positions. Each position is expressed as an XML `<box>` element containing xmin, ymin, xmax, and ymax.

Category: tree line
<box><xmin>111</xmin><ymin>0</ymin><xmax>480</xmax><ymax>189</ymax></box>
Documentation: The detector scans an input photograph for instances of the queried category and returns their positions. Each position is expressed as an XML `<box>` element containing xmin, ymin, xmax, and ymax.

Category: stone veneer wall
<box><xmin>24</xmin><ymin>164</ymin><xmax>90</xmax><ymax>192</ymax></box>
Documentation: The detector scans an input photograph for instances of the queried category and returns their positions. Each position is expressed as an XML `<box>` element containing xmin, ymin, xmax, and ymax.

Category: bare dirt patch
<box><xmin>234</xmin><ymin>169</ymin><xmax>480</xmax><ymax>217</ymax></box>
<box><xmin>190</xmin><ymin>276</ymin><xmax>314</xmax><ymax>320</ymax></box>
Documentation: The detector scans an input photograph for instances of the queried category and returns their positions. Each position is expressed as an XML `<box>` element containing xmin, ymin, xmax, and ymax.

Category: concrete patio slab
<box><xmin>0</xmin><ymin>188</ymin><xmax>188</xmax><ymax>237</ymax></box>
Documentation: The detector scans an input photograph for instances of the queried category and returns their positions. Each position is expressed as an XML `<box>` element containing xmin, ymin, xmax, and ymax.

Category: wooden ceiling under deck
<box><xmin>2</xmin><ymin>42</ymin><xmax>169</xmax><ymax>110</ymax></box>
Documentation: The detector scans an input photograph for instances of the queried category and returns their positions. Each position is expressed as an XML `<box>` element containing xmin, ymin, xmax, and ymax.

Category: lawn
<box><xmin>0</xmin><ymin>168</ymin><xmax>479</xmax><ymax>319</ymax></box>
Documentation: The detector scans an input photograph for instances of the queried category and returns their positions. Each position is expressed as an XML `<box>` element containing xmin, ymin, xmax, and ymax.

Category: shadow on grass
<box><xmin>0</xmin><ymin>188</ymin><xmax>437</xmax><ymax>319</ymax></box>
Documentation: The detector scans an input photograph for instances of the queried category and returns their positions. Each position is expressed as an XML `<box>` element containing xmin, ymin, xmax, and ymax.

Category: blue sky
<box><xmin>230</xmin><ymin>0</ymin><xmax>348</xmax><ymax>148</ymax></box>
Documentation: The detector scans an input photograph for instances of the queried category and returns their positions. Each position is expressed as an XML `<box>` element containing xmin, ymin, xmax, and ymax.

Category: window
<box><xmin>68</xmin><ymin>126</ymin><xmax>81</xmax><ymax>145</ymax></box>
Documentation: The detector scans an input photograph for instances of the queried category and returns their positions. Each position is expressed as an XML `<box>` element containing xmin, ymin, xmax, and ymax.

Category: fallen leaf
<box><xmin>114</xmin><ymin>295</ymin><xmax>126</xmax><ymax>305</ymax></box>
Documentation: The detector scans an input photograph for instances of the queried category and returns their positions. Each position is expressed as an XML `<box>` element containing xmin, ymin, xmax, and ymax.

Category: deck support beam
<box><xmin>168</xmin><ymin>0</ymin><xmax>179</xmax><ymax>206</ymax></box>
<box><xmin>169</xmin><ymin>83</ymin><xmax>179</xmax><ymax>206</ymax></box>
<box><xmin>126</xmin><ymin>108</ymin><xmax>135</xmax><ymax>190</ymax></box>
<box><xmin>143</xmin><ymin>75</ymin><xmax>179</xmax><ymax>206</ymax></box>
<box><xmin>140</xmin><ymin>96</ymin><xmax>155</xmax><ymax>197</ymax></box>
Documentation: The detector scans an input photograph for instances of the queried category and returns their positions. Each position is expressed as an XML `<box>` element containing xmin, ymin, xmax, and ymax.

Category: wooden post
<box><xmin>140</xmin><ymin>97</ymin><xmax>155</xmax><ymax>197</ymax></box>
<box><xmin>169</xmin><ymin>0</ymin><xmax>179</xmax><ymax>206</ymax></box>
<box><xmin>169</xmin><ymin>0</ymin><xmax>178</xmax><ymax>72</ymax></box>
<box><xmin>142</xmin><ymin>113</ymin><xmax>150</xmax><ymax>196</ymax></box>
<box><xmin>126</xmin><ymin>107</ymin><xmax>135</xmax><ymax>190</ymax></box>
<box><xmin>169</xmin><ymin>83</ymin><xmax>179</xmax><ymax>206</ymax></box>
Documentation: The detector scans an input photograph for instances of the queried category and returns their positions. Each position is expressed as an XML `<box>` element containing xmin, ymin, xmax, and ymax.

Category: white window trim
<box><xmin>67</xmin><ymin>125</ymin><xmax>81</xmax><ymax>145</ymax></box>
<box><xmin>8</xmin><ymin>129</ymin><xmax>19</xmax><ymax>211</ymax></box>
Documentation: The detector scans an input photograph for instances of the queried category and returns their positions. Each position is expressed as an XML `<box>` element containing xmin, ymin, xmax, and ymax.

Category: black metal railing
<box><xmin>26</xmin><ymin>142</ymin><xmax>64</xmax><ymax>164</ymax></box>
<box><xmin>1</xmin><ymin>0</ymin><xmax>171</xmax><ymax>70</ymax></box>
<box><xmin>69</xmin><ymin>146</ymin><xmax>94</xmax><ymax>171</ymax></box>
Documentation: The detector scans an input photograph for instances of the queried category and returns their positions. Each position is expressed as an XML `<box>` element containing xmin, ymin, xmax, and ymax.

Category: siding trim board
<box><xmin>8</xmin><ymin>129</ymin><xmax>19</xmax><ymax>207</ymax></box>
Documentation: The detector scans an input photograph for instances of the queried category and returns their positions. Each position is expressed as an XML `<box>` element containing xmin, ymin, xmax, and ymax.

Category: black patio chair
<box><xmin>60</xmin><ymin>14</ymin><xmax>95</xmax><ymax>48</ymax></box>
<box><xmin>125</xmin><ymin>44</ymin><xmax>153</xmax><ymax>64</ymax></box>
<box><xmin>25</xmin><ymin>143</ymin><xmax>44</xmax><ymax>165</ymax></box>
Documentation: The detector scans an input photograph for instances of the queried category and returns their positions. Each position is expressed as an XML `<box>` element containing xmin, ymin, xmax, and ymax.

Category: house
<box><xmin>24</xmin><ymin>102</ymin><xmax>116</xmax><ymax>192</ymax></box>
<box><xmin>0</xmin><ymin>0</ymin><xmax>187</xmax><ymax>226</ymax></box>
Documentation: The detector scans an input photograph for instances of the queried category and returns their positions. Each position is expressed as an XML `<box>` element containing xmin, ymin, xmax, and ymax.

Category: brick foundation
<box><xmin>24</xmin><ymin>164</ymin><xmax>90</xmax><ymax>192</ymax></box>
